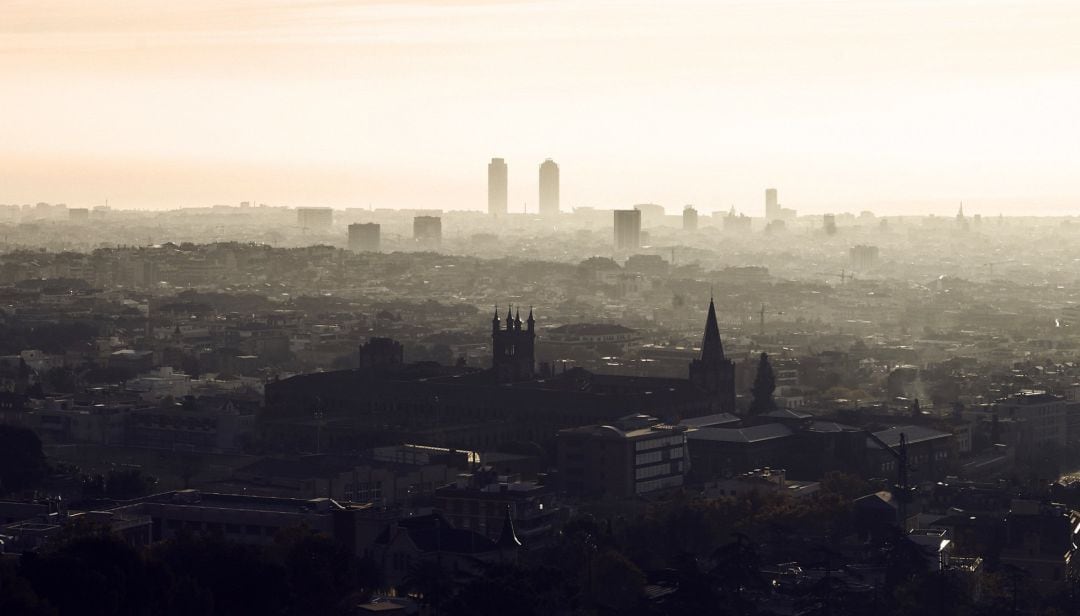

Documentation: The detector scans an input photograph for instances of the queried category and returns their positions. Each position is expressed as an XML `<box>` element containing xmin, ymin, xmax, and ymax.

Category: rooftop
<box><xmin>688</xmin><ymin>423</ymin><xmax>793</xmax><ymax>444</ymax></box>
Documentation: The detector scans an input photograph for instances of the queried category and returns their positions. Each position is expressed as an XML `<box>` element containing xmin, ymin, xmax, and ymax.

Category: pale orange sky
<box><xmin>2</xmin><ymin>0</ymin><xmax>1078</xmax><ymax>215</ymax></box>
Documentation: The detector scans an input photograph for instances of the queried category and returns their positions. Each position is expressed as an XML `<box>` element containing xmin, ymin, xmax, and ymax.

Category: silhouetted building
<box><xmin>434</xmin><ymin>469</ymin><xmax>558</xmax><ymax>543</ymax></box>
<box><xmin>488</xmin><ymin>157</ymin><xmax>508</xmax><ymax>217</ymax></box>
<box><xmin>413</xmin><ymin>216</ymin><xmax>442</xmax><ymax>247</ymax></box>
<box><xmin>492</xmin><ymin>306</ymin><xmax>535</xmax><ymax>382</ymax></box>
<box><xmin>538</xmin><ymin>159</ymin><xmax>559</xmax><ymax>216</ymax></box>
<box><xmin>348</xmin><ymin>223</ymin><xmax>381</xmax><ymax>252</ymax></box>
<box><xmin>614</xmin><ymin>209</ymin><xmax>642</xmax><ymax>251</ymax></box>
<box><xmin>68</xmin><ymin>208</ymin><xmax>89</xmax><ymax>223</ymax></box>
<box><xmin>264</xmin><ymin>302</ymin><xmax>735</xmax><ymax>452</ymax></box>
<box><xmin>688</xmin><ymin>299</ymin><xmax>737</xmax><ymax>414</ymax></box>
<box><xmin>683</xmin><ymin>205</ymin><xmax>698</xmax><ymax>231</ymax></box>
<box><xmin>765</xmin><ymin>188</ymin><xmax>779</xmax><ymax>220</ymax></box>
<box><xmin>358</xmin><ymin>337</ymin><xmax>404</xmax><ymax>371</ymax></box>
<box><xmin>850</xmin><ymin>244</ymin><xmax>879</xmax><ymax>269</ymax></box>
<box><xmin>723</xmin><ymin>207</ymin><xmax>752</xmax><ymax>231</ymax></box>
<box><xmin>558</xmin><ymin>414</ymin><xmax>688</xmax><ymax>498</ymax></box>
<box><xmin>823</xmin><ymin>213</ymin><xmax>837</xmax><ymax>235</ymax></box>
<box><xmin>297</xmin><ymin>207</ymin><xmax>334</xmax><ymax>229</ymax></box>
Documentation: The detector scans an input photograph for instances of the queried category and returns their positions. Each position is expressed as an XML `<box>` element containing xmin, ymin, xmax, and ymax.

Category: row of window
<box><xmin>634</xmin><ymin>435</ymin><xmax>685</xmax><ymax>452</ymax></box>
<box><xmin>635</xmin><ymin>463</ymin><xmax>671</xmax><ymax>480</ymax></box>
<box><xmin>635</xmin><ymin>474</ymin><xmax>684</xmax><ymax>495</ymax></box>
<box><xmin>635</xmin><ymin>446</ymin><xmax>684</xmax><ymax>466</ymax></box>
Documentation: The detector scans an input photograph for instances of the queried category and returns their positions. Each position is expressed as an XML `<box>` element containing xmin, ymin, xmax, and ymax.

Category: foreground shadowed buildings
<box><xmin>263</xmin><ymin>300</ymin><xmax>735</xmax><ymax>453</ymax></box>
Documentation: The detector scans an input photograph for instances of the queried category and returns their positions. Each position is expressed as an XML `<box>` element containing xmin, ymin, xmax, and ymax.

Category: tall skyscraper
<box><xmin>348</xmin><ymin>223</ymin><xmax>381</xmax><ymax>252</ymax></box>
<box><xmin>613</xmin><ymin>209</ymin><xmax>642</xmax><ymax>251</ymax></box>
<box><xmin>765</xmin><ymin>188</ymin><xmax>778</xmax><ymax>220</ymax></box>
<box><xmin>539</xmin><ymin>159</ymin><xmax>560</xmax><ymax>216</ymax></box>
<box><xmin>683</xmin><ymin>205</ymin><xmax>698</xmax><ymax>231</ymax></box>
<box><xmin>488</xmin><ymin>157</ymin><xmax>507</xmax><ymax>217</ymax></box>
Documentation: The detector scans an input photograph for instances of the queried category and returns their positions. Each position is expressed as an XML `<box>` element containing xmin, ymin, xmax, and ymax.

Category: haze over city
<box><xmin>3</xmin><ymin>0</ymin><xmax>1079</xmax><ymax>214</ymax></box>
<box><xmin>7</xmin><ymin>3</ymin><xmax>1080</xmax><ymax>616</ymax></box>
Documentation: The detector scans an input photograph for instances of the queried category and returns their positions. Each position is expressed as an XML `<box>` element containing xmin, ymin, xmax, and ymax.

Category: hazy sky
<box><xmin>2</xmin><ymin>0</ymin><xmax>1078</xmax><ymax>215</ymax></box>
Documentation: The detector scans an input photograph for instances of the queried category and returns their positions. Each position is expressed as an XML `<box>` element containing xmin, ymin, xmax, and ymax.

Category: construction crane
<box><xmin>865</xmin><ymin>430</ymin><xmax>915</xmax><ymax>529</ymax></box>
<box><xmin>755</xmin><ymin>304</ymin><xmax>785</xmax><ymax>337</ymax></box>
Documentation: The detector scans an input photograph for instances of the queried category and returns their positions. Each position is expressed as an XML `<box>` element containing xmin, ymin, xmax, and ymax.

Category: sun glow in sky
<box><xmin>2</xmin><ymin>0</ymin><xmax>1078</xmax><ymax>214</ymax></box>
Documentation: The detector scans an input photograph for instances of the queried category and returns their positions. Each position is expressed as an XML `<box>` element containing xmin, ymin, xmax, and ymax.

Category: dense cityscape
<box><xmin>6</xmin><ymin>0</ymin><xmax>1080</xmax><ymax>613</ymax></box>
<box><xmin>2</xmin><ymin>164</ymin><xmax>1080</xmax><ymax>615</ymax></box>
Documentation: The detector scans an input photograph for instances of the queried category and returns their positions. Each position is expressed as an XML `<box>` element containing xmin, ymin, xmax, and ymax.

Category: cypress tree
<box><xmin>749</xmin><ymin>352</ymin><xmax>777</xmax><ymax>414</ymax></box>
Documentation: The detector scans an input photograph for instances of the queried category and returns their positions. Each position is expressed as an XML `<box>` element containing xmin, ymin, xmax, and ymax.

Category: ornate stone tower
<box><xmin>492</xmin><ymin>305</ymin><xmax>535</xmax><ymax>383</ymax></box>
<box><xmin>689</xmin><ymin>298</ymin><xmax>736</xmax><ymax>413</ymax></box>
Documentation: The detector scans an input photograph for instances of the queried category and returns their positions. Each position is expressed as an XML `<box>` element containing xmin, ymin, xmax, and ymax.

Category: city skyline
<box><xmin>2</xmin><ymin>1</ymin><xmax>1079</xmax><ymax>215</ymax></box>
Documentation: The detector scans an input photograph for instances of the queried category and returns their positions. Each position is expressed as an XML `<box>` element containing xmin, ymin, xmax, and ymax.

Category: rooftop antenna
<box><xmin>759</xmin><ymin>303</ymin><xmax>765</xmax><ymax>337</ymax></box>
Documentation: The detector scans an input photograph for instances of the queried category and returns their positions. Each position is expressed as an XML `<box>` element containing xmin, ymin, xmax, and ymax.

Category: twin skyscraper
<box><xmin>487</xmin><ymin>157</ymin><xmax>560</xmax><ymax>217</ymax></box>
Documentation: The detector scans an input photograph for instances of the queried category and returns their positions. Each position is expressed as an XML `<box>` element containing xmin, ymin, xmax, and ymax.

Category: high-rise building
<box><xmin>823</xmin><ymin>214</ymin><xmax>837</xmax><ymax>235</ymax></box>
<box><xmin>413</xmin><ymin>216</ymin><xmax>442</xmax><ymax>247</ymax></box>
<box><xmin>488</xmin><ymin>158</ymin><xmax>508</xmax><ymax>217</ymax></box>
<box><xmin>683</xmin><ymin>205</ymin><xmax>698</xmax><ymax>231</ymax></box>
<box><xmin>298</xmin><ymin>207</ymin><xmax>334</xmax><ymax>229</ymax></box>
<box><xmin>539</xmin><ymin>159</ymin><xmax>559</xmax><ymax>216</ymax></box>
<box><xmin>348</xmin><ymin>223</ymin><xmax>381</xmax><ymax>252</ymax></box>
<box><xmin>613</xmin><ymin>209</ymin><xmax>642</xmax><ymax>251</ymax></box>
<box><xmin>850</xmin><ymin>244</ymin><xmax>879</xmax><ymax>270</ymax></box>
<box><xmin>765</xmin><ymin>188</ymin><xmax>778</xmax><ymax>220</ymax></box>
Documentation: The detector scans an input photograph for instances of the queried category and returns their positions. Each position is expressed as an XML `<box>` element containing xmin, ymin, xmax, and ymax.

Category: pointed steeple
<box><xmin>514</xmin><ymin>307</ymin><xmax>522</xmax><ymax>330</ymax></box>
<box><xmin>492</xmin><ymin>305</ymin><xmax>501</xmax><ymax>332</ymax></box>
<box><xmin>526</xmin><ymin>306</ymin><xmax>535</xmax><ymax>331</ymax></box>
<box><xmin>506</xmin><ymin>305</ymin><xmax>514</xmax><ymax>330</ymax></box>
<box><xmin>701</xmin><ymin>297</ymin><xmax>724</xmax><ymax>362</ymax></box>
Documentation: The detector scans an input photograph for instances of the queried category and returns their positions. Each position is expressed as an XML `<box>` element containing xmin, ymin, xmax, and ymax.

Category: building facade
<box><xmin>348</xmin><ymin>223</ymin><xmax>381</xmax><ymax>252</ymax></box>
<box><xmin>538</xmin><ymin>159</ymin><xmax>559</xmax><ymax>216</ymax></box>
<box><xmin>488</xmin><ymin>158</ymin><xmax>508</xmax><ymax>217</ymax></box>
<box><xmin>614</xmin><ymin>209</ymin><xmax>642</xmax><ymax>251</ymax></box>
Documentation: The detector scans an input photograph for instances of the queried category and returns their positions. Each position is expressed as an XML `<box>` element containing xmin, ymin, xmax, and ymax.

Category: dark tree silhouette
<box><xmin>0</xmin><ymin>425</ymin><xmax>48</xmax><ymax>494</ymax></box>
<box><xmin>748</xmin><ymin>352</ymin><xmax>777</xmax><ymax>415</ymax></box>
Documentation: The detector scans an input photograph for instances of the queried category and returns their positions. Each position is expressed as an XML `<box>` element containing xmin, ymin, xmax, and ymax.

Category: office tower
<box><xmin>765</xmin><ymin>188</ymin><xmax>778</xmax><ymax>220</ymax></box>
<box><xmin>488</xmin><ymin>158</ymin><xmax>508</xmax><ymax>217</ymax></box>
<box><xmin>348</xmin><ymin>223</ymin><xmax>381</xmax><ymax>252</ymax></box>
<box><xmin>823</xmin><ymin>213</ymin><xmax>837</xmax><ymax>235</ymax></box>
<box><xmin>613</xmin><ymin>209</ymin><xmax>642</xmax><ymax>251</ymax></box>
<box><xmin>683</xmin><ymin>205</ymin><xmax>698</xmax><ymax>231</ymax></box>
<box><xmin>297</xmin><ymin>207</ymin><xmax>334</xmax><ymax>228</ymax></box>
<box><xmin>539</xmin><ymin>159</ymin><xmax>560</xmax><ymax>216</ymax></box>
<box><xmin>413</xmin><ymin>216</ymin><xmax>442</xmax><ymax>247</ymax></box>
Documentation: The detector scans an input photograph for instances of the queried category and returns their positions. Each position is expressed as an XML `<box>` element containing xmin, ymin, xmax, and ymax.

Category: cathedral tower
<box><xmin>689</xmin><ymin>298</ymin><xmax>736</xmax><ymax>412</ymax></box>
<box><xmin>492</xmin><ymin>305</ymin><xmax>536</xmax><ymax>382</ymax></box>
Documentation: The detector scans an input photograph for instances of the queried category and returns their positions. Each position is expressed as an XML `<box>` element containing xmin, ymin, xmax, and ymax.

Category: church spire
<box><xmin>701</xmin><ymin>297</ymin><xmax>724</xmax><ymax>362</ymax></box>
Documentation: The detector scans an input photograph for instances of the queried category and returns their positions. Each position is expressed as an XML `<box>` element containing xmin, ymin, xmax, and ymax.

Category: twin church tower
<box><xmin>492</xmin><ymin>299</ymin><xmax>736</xmax><ymax>413</ymax></box>
<box><xmin>488</xmin><ymin>158</ymin><xmax>559</xmax><ymax>217</ymax></box>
